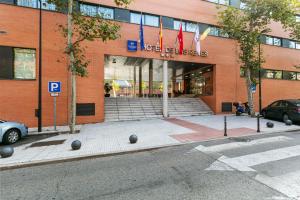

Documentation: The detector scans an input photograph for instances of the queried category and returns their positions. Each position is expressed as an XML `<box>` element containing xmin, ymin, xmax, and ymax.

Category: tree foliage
<box><xmin>48</xmin><ymin>0</ymin><xmax>132</xmax><ymax>77</ymax></box>
<box><xmin>218</xmin><ymin>0</ymin><xmax>299</xmax><ymax>116</ymax></box>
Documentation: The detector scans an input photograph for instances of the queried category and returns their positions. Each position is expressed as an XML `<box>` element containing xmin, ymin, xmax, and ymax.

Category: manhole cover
<box><xmin>28</xmin><ymin>140</ymin><xmax>66</xmax><ymax>148</ymax></box>
<box><xmin>229</xmin><ymin>137</ymin><xmax>252</xmax><ymax>142</ymax></box>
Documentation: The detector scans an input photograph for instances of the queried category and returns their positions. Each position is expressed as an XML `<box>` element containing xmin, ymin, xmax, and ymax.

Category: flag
<box><xmin>200</xmin><ymin>27</ymin><xmax>211</xmax><ymax>41</ymax></box>
<box><xmin>139</xmin><ymin>14</ymin><xmax>145</xmax><ymax>50</ymax></box>
<box><xmin>159</xmin><ymin>17</ymin><xmax>163</xmax><ymax>51</ymax></box>
<box><xmin>177</xmin><ymin>23</ymin><xmax>184</xmax><ymax>54</ymax></box>
<box><xmin>194</xmin><ymin>25</ymin><xmax>200</xmax><ymax>55</ymax></box>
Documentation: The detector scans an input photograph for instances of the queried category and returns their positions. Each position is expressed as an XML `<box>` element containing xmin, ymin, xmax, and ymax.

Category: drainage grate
<box><xmin>228</xmin><ymin>137</ymin><xmax>252</xmax><ymax>142</ymax></box>
<box><xmin>28</xmin><ymin>140</ymin><xmax>66</xmax><ymax>148</ymax></box>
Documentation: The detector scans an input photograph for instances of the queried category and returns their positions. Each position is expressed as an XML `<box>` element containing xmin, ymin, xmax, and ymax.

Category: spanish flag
<box><xmin>159</xmin><ymin>17</ymin><xmax>163</xmax><ymax>51</ymax></box>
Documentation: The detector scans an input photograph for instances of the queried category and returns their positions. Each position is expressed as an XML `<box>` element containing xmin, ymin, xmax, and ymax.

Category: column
<box><xmin>133</xmin><ymin>66</ymin><xmax>136</xmax><ymax>97</ymax></box>
<box><xmin>139</xmin><ymin>65</ymin><xmax>142</xmax><ymax>97</ymax></box>
<box><xmin>149</xmin><ymin>59</ymin><xmax>153</xmax><ymax>97</ymax></box>
<box><xmin>163</xmin><ymin>60</ymin><xmax>168</xmax><ymax>117</ymax></box>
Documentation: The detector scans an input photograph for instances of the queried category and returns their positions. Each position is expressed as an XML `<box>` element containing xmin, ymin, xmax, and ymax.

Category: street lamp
<box><xmin>258</xmin><ymin>36</ymin><xmax>262</xmax><ymax>115</ymax></box>
<box><xmin>38</xmin><ymin>0</ymin><xmax>44</xmax><ymax>132</ymax></box>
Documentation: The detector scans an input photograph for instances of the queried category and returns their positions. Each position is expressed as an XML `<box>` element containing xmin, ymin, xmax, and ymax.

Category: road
<box><xmin>1</xmin><ymin>130</ymin><xmax>300</xmax><ymax>200</ymax></box>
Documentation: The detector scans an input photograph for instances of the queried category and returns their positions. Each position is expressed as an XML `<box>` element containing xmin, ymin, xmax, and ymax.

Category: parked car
<box><xmin>261</xmin><ymin>99</ymin><xmax>300</xmax><ymax>123</ymax></box>
<box><xmin>0</xmin><ymin>120</ymin><xmax>28</xmax><ymax>144</ymax></box>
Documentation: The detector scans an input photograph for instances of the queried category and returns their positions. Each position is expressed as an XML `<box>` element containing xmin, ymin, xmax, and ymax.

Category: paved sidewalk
<box><xmin>1</xmin><ymin>115</ymin><xmax>299</xmax><ymax>169</ymax></box>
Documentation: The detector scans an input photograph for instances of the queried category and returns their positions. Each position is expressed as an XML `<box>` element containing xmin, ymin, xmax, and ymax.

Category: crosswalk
<box><xmin>195</xmin><ymin>135</ymin><xmax>300</xmax><ymax>200</ymax></box>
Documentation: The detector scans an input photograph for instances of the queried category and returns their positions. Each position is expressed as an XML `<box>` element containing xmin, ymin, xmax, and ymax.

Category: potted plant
<box><xmin>104</xmin><ymin>83</ymin><xmax>112</xmax><ymax>97</ymax></box>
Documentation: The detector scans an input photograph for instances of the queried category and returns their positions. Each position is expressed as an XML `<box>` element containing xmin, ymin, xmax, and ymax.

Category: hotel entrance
<box><xmin>104</xmin><ymin>55</ymin><xmax>213</xmax><ymax>98</ymax></box>
<box><xmin>104</xmin><ymin>55</ymin><xmax>214</xmax><ymax>121</ymax></box>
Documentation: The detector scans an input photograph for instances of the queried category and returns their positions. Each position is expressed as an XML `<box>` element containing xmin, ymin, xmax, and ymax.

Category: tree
<box><xmin>217</xmin><ymin>0</ymin><xmax>299</xmax><ymax>117</ymax></box>
<box><xmin>47</xmin><ymin>0</ymin><xmax>132</xmax><ymax>133</ymax></box>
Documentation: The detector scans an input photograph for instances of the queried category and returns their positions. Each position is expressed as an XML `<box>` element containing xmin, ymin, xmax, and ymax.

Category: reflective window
<box><xmin>219</xmin><ymin>0</ymin><xmax>230</xmax><ymax>5</ymax></box>
<box><xmin>296</xmin><ymin>42</ymin><xmax>300</xmax><ymax>50</ymax></box>
<box><xmin>145</xmin><ymin>15</ymin><xmax>159</xmax><ymax>27</ymax></box>
<box><xmin>130</xmin><ymin>12</ymin><xmax>142</xmax><ymax>24</ymax></box>
<box><xmin>283</xmin><ymin>71</ymin><xmax>297</xmax><ymax>80</ymax></box>
<box><xmin>174</xmin><ymin>20</ymin><xmax>186</xmax><ymax>31</ymax></box>
<box><xmin>80</xmin><ymin>4</ymin><xmax>97</xmax><ymax>16</ymax></box>
<box><xmin>296</xmin><ymin>15</ymin><xmax>300</xmax><ymax>23</ymax></box>
<box><xmin>273</xmin><ymin>37</ymin><xmax>281</xmax><ymax>46</ymax></box>
<box><xmin>240</xmin><ymin>2</ymin><xmax>247</xmax><ymax>9</ymax></box>
<box><xmin>98</xmin><ymin>7</ymin><xmax>114</xmax><ymax>19</ymax></box>
<box><xmin>17</xmin><ymin>0</ymin><xmax>38</xmax><ymax>8</ymax></box>
<box><xmin>297</xmin><ymin>73</ymin><xmax>300</xmax><ymax>81</ymax></box>
<box><xmin>14</xmin><ymin>48</ymin><xmax>36</xmax><ymax>79</ymax></box>
<box><xmin>186</xmin><ymin>22</ymin><xmax>198</xmax><ymax>32</ymax></box>
<box><xmin>209</xmin><ymin>27</ymin><xmax>219</xmax><ymax>36</ymax></box>
<box><xmin>289</xmin><ymin>41</ymin><xmax>296</xmax><ymax>49</ymax></box>
<box><xmin>265</xmin><ymin>36</ymin><xmax>273</xmax><ymax>45</ymax></box>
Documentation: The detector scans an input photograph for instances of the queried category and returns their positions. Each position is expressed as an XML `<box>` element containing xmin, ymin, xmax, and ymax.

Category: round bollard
<box><xmin>266</xmin><ymin>122</ymin><xmax>274</xmax><ymax>128</ymax></box>
<box><xmin>71</xmin><ymin>140</ymin><xmax>81</xmax><ymax>150</ymax></box>
<box><xmin>129</xmin><ymin>134</ymin><xmax>138</xmax><ymax>144</ymax></box>
<box><xmin>285</xmin><ymin>120</ymin><xmax>292</xmax><ymax>126</ymax></box>
<box><xmin>0</xmin><ymin>146</ymin><xmax>14</xmax><ymax>158</ymax></box>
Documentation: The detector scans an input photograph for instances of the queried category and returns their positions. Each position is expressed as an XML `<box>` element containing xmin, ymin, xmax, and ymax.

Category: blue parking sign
<box><xmin>48</xmin><ymin>81</ymin><xmax>61</xmax><ymax>93</ymax></box>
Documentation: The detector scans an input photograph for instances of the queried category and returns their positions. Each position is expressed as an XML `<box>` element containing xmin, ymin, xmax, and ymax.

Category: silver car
<box><xmin>0</xmin><ymin>120</ymin><xmax>28</xmax><ymax>144</ymax></box>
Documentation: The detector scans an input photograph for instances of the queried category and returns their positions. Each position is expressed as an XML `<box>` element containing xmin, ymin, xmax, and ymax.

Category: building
<box><xmin>0</xmin><ymin>0</ymin><xmax>299</xmax><ymax>127</ymax></box>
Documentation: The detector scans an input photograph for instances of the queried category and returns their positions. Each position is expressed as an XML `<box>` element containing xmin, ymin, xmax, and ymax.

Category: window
<box><xmin>0</xmin><ymin>46</ymin><xmax>36</xmax><ymax>80</ymax></box>
<box><xmin>186</xmin><ymin>22</ymin><xmax>198</xmax><ymax>32</ymax></box>
<box><xmin>273</xmin><ymin>37</ymin><xmax>281</xmax><ymax>46</ymax></box>
<box><xmin>209</xmin><ymin>26</ymin><xmax>219</xmax><ymax>36</ymax></box>
<box><xmin>17</xmin><ymin>0</ymin><xmax>55</xmax><ymax>10</ymax></box>
<box><xmin>80</xmin><ymin>4</ymin><xmax>97</xmax><ymax>16</ymax></box>
<box><xmin>240</xmin><ymin>68</ymin><xmax>245</xmax><ymax>77</ymax></box>
<box><xmin>145</xmin><ymin>15</ymin><xmax>159</xmax><ymax>27</ymax></box>
<box><xmin>219</xmin><ymin>0</ymin><xmax>230</xmax><ymax>5</ymax></box>
<box><xmin>283</xmin><ymin>71</ymin><xmax>297</xmax><ymax>80</ymax></box>
<box><xmin>130</xmin><ymin>12</ymin><xmax>141</xmax><ymax>24</ymax></box>
<box><xmin>270</xmin><ymin>101</ymin><xmax>281</xmax><ymax>108</ymax></box>
<box><xmin>263</xmin><ymin>69</ymin><xmax>282</xmax><ymax>79</ymax></box>
<box><xmin>297</xmin><ymin>73</ymin><xmax>300</xmax><ymax>81</ymax></box>
<box><xmin>14</xmin><ymin>48</ymin><xmax>36</xmax><ymax>79</ymax></box>
<box><xmin>17</xmin><ymin>0</ymin><xmax>38</xmax><ymax>8</ymax></box>
<box><xmin>296</xmin><ymin>15</ymin><xmax>300</xmax><ymax>23</ymax></box>
<box><xmin>265</xmin><ymin>36</ymin><xmax>273</xmax><ymax>45</ymax></box>
<box><xmin>289</xmin><ymin>40</ymin><xmax>296</xmax><ymax>49</ymax></box>
<box><xmin>296</xmin><ymin>42</ymin><xmax>300</xmax><ymax>50</ymax></box>
<box><xmin>174</xmin><ymin>20</ymin><xmax>186</xmax><ymax>31</ymax></box>
<box><xmin>98</xmin><ymin>7</ymin><xmax>114</xmax><ymax>19</ymax></box>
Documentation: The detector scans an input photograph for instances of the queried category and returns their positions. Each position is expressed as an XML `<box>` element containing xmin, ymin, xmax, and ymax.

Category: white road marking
<box><xmin>255</xmin><ymin>170</ymin><xmax>300</xmax><ymax>200</ymax></box>
<box><xmin>196</xmin><ymin>136</ymin><xmax>291</xmax><ymax>153</ymax></box>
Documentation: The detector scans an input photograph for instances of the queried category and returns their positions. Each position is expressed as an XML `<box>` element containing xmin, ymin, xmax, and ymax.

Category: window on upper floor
<box><xmin>174</xmin><ymin>20</ymin><xmax>186</xmax><ymax>31</ymax></box>
<box><xmin>296</xmin><ymin>15</ymin><xmax>300</xmax><ymax>23</ymax></box>
<box><xmin>289</xmin><ymin>40</ymin><xmax>296</xmax><ymax>49</ymax></box>
<box><xmin>130</xmin><ymin>13</ymin><xmax>159</xmax><ymax>27</ymax></box>
<box><xmin>283</xmin><ymin>71</ymin><xmax>297</xmax><ymax>80</ymax></box>
<box><xmin>240</xmin><ymin>2</ymin><xmax>247</xmax><ymax>9</ymax></box>
<box><xmin>17</xmin><ymin>0</ymin><xmax>56</xmax><ymax>10</ymax></box>
<box><xmin>265</xmin><ymin>36</ymin><xmax>273</xmax><ymax>45</ymax></box>
<box><xmin>80</xmin><ymin>4</ymin><xmax>97</xmax><ymax>16</ymax></box>
<box><xmin>186</xmin><ymin>22</ymin><xmax>198</xmax><ymax>32</ymax></box>
<box><xmin>273</xmin><ymin>37</ymin><xmax>281</xmax><ymax>46</ymax></box>
<box><xmin>209</xmin><ymin>26</ymin><xmax>220</xmax><ymax>36</ymax></box>
<box><xmin>207</xmin><ymin>0</ymin><xmax>229</xmax><ymax>5</ymax></box>
<box><xmin>98</xmin><ymin>7</ymin><xmax>114</xmax><ymax>19</ymax></box>
<box><xmin>296</xmin><ymin>42</ymin><xmax>300</xmax><ymax>50</ymax></box>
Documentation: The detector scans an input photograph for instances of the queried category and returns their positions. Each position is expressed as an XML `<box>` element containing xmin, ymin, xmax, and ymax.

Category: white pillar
<box><xmin>163</xmin><ymin>60</ymin><xmax>168</xmax><ymax>118</ymax></box>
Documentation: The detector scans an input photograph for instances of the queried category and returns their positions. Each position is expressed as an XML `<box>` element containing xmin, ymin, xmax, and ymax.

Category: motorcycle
<box><xmin>233</xmin><ymin>102</ymin><xmax>250</xmax><ymax>116</ymax></box>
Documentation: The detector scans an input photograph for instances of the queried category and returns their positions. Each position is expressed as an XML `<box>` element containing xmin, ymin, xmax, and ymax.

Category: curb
<box><xmin>0</xmin><ymin>143</ymin><xmax>182</xmax><ymax>171</ymax></box>
<box><xmin>1</xmin><ymin>128</ymin><xmax>299</xmax><ymax>171</ymax></box>
<box><xmin>28</xmin><ymin>130</ymin><xmax>80</xmax><ymax>137</ymax></box>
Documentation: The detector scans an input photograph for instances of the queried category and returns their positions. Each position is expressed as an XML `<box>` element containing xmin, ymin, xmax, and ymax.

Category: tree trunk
<box><xmin>67</xmin><ymin>0</ymin><xmax>76</xmax><ymax>133</ymax></box>
<box><xmin>245</xmin><ymin>67</ymin><xmax>255</xmax><ymax>117</ymax></box>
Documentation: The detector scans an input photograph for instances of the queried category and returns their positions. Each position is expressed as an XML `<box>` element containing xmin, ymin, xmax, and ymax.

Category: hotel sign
<box><xmin>126</xmin><ymin>40</ymin><xmax>208</xmax><ymax>59</ymax></box>
<box><xmin>144</xmin><ymin>44</ymin><xmax>208</xmax><ymax>58</ymax></box>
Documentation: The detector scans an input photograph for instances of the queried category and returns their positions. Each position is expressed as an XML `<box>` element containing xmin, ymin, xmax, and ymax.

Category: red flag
<box><xmin>177</xmin><ymin>23</ymin><xmax>183</xmax><ymax>54</ymax></box>
<box><xmin>159</xmin><ymin>17</ymin><xmax>163</xmax><ymax>51</ymax></box>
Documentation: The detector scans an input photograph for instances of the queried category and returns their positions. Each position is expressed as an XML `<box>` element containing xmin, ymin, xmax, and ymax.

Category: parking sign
<box><xmin>48</xmin><ymin>81</ymin><xmax>61</xmax><ymax>93</ymax></box>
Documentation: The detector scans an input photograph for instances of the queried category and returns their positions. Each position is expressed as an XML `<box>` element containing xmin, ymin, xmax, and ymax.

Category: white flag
<box><xmin>194</xmin><ymin>26</ymin><xmax>201</xmax><ymax>55</ymax></box>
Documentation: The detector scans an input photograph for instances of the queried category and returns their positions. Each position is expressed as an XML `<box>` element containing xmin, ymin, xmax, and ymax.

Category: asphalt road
<box><xmin>1</xmin><ymin>131</ymin><xmax>300</xmax><ymax>200</ymax></box>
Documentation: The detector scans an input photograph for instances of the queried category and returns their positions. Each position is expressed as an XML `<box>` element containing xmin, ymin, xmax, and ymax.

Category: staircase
<box><xmin>105</xmin><ymin>97</ymin><xmax>213</xmax><ymax>122</ymax></box>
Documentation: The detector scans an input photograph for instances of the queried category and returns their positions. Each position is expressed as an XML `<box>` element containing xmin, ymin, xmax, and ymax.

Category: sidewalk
<box><xmin>1</xmin><ymin>115</ymin><xmax>299</xmax><ymax>169</ymax></box>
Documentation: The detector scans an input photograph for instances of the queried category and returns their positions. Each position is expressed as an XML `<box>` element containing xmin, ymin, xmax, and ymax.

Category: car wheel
<box><xmin>283</xmin><ymin>114</ymin><xmax>289</xmax><ymax>122</ymax></box>
<box><xmin>3</xmin><ymin>129</ymin><xmax>20</xmax><ymax>144</ymax></box>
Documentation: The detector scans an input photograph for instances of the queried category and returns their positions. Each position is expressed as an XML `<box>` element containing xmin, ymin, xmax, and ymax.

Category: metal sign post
<box><xmin>48</xmin><ymin>82</ymin><xmax>61</xmax><ymax>131</ymax></box>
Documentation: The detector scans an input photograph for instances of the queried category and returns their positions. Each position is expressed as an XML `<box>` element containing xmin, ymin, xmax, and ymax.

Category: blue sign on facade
<box><xmin>127</xmin><ymin>40</ymin><xmax>138</xmax><ymax>52</ymax></box>
<box><xmin>48</xmin><ymin>81</ymin><xmax>61</xmax><ymax>93</ymax></box>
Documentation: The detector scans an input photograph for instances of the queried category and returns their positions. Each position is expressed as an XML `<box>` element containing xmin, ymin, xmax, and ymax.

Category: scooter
<box><xmin>233</xmin><ymin>102</ymin><xmax>250</xmax><ymax>116</ymax></box>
